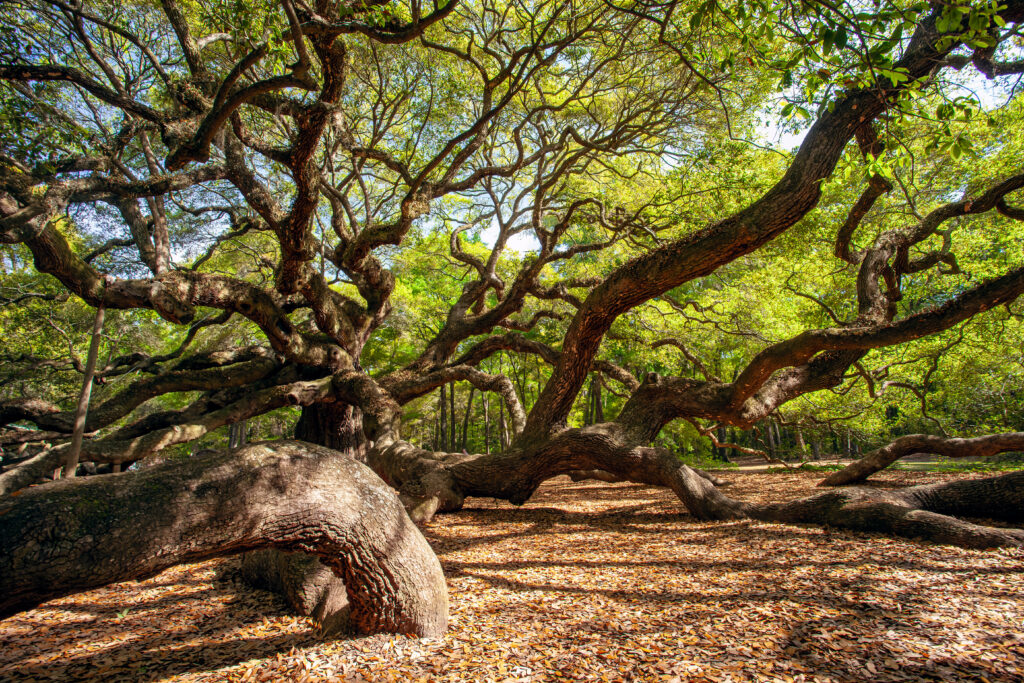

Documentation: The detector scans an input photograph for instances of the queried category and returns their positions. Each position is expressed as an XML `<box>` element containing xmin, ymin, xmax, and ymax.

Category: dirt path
<box><xmin>1</xmin><ymin>470</ymin><xmax>1022</xmax><ymax>682</ymax></box>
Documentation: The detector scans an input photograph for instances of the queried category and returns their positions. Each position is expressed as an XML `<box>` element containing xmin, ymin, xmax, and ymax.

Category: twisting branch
<box><xmin>821</xmin><ymin>432</ymin><xmax>1024</xmax><ymax>486</ymax></box>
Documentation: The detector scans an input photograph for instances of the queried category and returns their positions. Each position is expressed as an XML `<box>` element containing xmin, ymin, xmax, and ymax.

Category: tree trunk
<box><xmin>438</xmin><ymin>384</ymin><xmax>447</xmax><ymax>452</ymax></box>
<box><xmin>483</xmin><ymin>393</ymin><xmax>490</xmax><ymax>454</ymax></box>
<box><xmin>0</xmin><ymin>441</ymin><xmax>448</xmax><ymax>636</ymax></box>
<box><xmin>294</xmin><ymin>401</ymin><xmax>368</xmax><ymax>462</ymax></box>
<box><xmin>228</xmin><ymin>419</ymin><xmax>248</xmax><ymax>449</ymax></box>
<box><xmin>63</xmin><ymin>302</ymin><xmax>105</xmax><ymax>478</ymax></box>
<box><xmin>449</xmin><ymin>381</ymin><xmax>456</xmax><ymax>451</ymax></box>
<box><xmin>242</xmin><ymin>400</ymin><xmax>373</xmax><ymax>628</ymax></box>
<box><xmin>498</xmin><ymin>398</ymin><xmax>508</xmax><ymax>450</ymax></box>
<box><xmin>460</xmin><ymin>386</ymin><xmax>475</xmax><ymax>451</ymax></box>
<box><xmin>240</xmin><ymin>549</ymin><xmax>352</xmax><ymax>636</ymax></box>
<box><xmin>750</xmin><ymin>471</ymin><xmax>1024</xmax><ymax>549</ymax></box>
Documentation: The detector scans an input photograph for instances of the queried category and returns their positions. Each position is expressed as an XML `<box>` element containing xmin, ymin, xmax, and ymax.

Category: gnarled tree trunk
<box><xmin>0</xmin><ymin>440</ymin><xmax>448</xmax><ymax>637</ymax></box>
<box><xmin>294</xmin><ymin>400</ymin><xmax>368</xmax><ymax>461</ymax></box>
<box><xmin>749</xmin><ymin>471</ymin><xmax>1024</xmax><ymax>548</ymax></box>
<box><xmin>239</xmin><ymin>400</ymin><xmax>371</xmax><ymax>631</ymax></box>
<box><xmin>240</xmin><ymin>549</ymin><xmax>353</xmax><ymax>636</ymax></box>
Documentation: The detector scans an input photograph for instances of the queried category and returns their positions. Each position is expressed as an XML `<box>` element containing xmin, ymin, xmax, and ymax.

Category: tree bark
<box><xmin>240</xmin><ymin>549</ymin><xmax>352</xmax><ymax>636</ymax></box>
<box><xmin>63</xmin><ymin>302</ymin><xmax>105</xmax><ymax>478</ymax></box>
<box><xmin>820</xmin><ymin>432</ymin><xmax>1024</xmax><ymax>486</ymax></box>
<box><xmin>749</xmin><ymin>471</ymin><xmax>1024</xmax><ymax>549</ymax></box>
<box><xmin>449</xmin><ymin>382</ymin><xmax>457</xmax><ymax>451</ymax></box>
<box><xmin>367</xmin><ymin>424</ymin><xmax>1024</xmax><ymax>548</ymax></box>
<box><xmin>439</xmin><ymin>383</ymin><xmax>447</xmax><ymax>452</ymax></box>
<box><xmin>483</xmin><ymin>392</ymin><xmax>490</xmax><ymax>454</ymax></box>
<box><xmin>0</xmin><ymin>441</ymin><xmax>448</xmax><ymax>636</ymax></box>
<box><xmin>460</xmin><ymin>386</ymin><xmax>475</xmax><ymax>451</ymax></box>
<box><xmin>294</xmin><ymin>400</ymin><xmax>368</xmax><ymax>462</ymax></box>
<box><xmin>239</xmin><ymin>400</ymin><xmax>374</xmax><ymax>628</ymax></box>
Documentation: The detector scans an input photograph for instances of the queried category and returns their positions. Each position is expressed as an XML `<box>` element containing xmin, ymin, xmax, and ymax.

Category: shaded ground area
<box><xmin>1</xmin><ymin>471</ymin><xmax>1022</xmax><ymax>682</ymax></box>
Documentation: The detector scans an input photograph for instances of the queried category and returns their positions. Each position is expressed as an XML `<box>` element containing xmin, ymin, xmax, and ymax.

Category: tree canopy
<box><xmin>2</xmin><ymin>0</ymin><xmax>1024</xmax><ymax>633</ymax></box>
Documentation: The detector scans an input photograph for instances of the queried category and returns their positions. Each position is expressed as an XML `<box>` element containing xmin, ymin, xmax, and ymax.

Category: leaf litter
<box><xmin>1</xmin><ymin>470</ymin><xmax>1022</xmax><ymax>682</ymax></box>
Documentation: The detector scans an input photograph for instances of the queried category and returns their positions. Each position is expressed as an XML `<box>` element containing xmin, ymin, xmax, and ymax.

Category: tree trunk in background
<box><xmin>0</xmin><ymin>441</ymin><xmax>448</xmax><ymax>636</ymax></box>
<box><xmin>449</xmin><ymin>382</ymin><xmax>456</xmax><ymax>451</ymax></box>
<box><xmin>460</xmin><ymin>386</ymin><xmax>475</xmax><ymax>451</ymax></box>
<box><xmin>483</xmin><ymin>394</ymin><xmax>490</xmax><ymax>454</ymax></box>
<box><xmin>717</xmin><ymin>426</ymin><xmax>728</xmax><ymax>461</ymax></box>
<box><xmin>62</xmin><ymin>303</ymin><xmax>105</xmax><ymax>478</ymax></box>
<box><xmin>228</xmin><ymin>419</ymin><xmax>248</xmax><ymax>449</ymax></box>
<box><xmin>439</xmin><ymin>384</ymin><xmax>447</xmax><ymax>453</ymax></box>
<box><xmin>498</xmin><ymin>398</ymin><xmax>508</xmax><ymax>450</ymax></box>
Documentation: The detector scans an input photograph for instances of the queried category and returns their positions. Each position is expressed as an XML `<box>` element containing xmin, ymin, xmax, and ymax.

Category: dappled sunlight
<box><xmin>2</xmin><ymin>471</ymin><xmax>1022</xmax><ymax>681</ymax></box>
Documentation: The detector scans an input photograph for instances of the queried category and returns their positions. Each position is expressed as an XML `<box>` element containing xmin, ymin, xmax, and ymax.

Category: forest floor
<box><xmin>2</xmin><ymin>470</ymin><xmax>1023</xmax><ymax>682</ymax></box>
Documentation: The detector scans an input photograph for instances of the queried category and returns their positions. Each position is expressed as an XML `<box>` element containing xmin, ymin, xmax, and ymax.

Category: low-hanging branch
<box><xmin>0</xmin><ymin>441</ymin><xmax>449</xmax><ymax>636</ymax></box>
<box><xmin>820</xmin><ymin>432</ymin><xmax>1024</xmax><ymax>486</ymax></box>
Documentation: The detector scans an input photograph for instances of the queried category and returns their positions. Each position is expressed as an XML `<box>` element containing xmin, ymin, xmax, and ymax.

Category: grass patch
<box><xmin>678</xmin><ymin>454</ymin><xmax>738</xmax><ymax>470</ymax></box>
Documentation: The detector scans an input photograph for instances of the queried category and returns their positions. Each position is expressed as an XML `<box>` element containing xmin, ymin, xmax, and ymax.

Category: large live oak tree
<box><xmin>2</xmin><ymin>0</ymin><xmax>1024</xmax><ymax>633</ymax></box>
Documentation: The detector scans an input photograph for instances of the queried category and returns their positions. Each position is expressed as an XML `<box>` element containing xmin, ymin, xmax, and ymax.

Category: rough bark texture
<box><xmin>240</xmin><ymin>550</ymin><xmax>352</xmax><ymax>636</ymax></box>
<box><xmin>294</xmin><ymin>401</ymin><xmax>368</xmax><ymax>461</ymax></box>
<box><xmin>820</xmin><ymin>432</ymin><xmax>1024</xmax><ymax>486</ymax></box>
<box><xmin>237</xmin><ymin>401</ymin><xmax>370</xmax><ymax>629</ymax></box>
<box><xmin>748</xmin><ymin>471</ymin><xmax>1024</xmax><ymax>549</ymax></box>
<box><xmin>0</xmin><ymin>440</ymin><xmax>448</xmax><ymax>636</ymax></box>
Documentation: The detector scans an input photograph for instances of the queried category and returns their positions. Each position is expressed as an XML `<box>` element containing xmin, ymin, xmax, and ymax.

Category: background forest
<box><xmin>4</xmin><ymin>66</ymin><xmax>1023</xmax><ymax>466</ymax></box>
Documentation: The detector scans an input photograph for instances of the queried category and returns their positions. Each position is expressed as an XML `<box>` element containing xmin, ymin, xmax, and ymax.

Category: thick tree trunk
<box><xmin>0</xmin><ymin>441</ymin><xmax>448</xmax><ymax>636</ymax></box>
<box><xmin>294</xmin><ymin>400</ymin><xmax>368</xmax><ymax>461</ymax></box>
<box><xmin>749</xmin><ymin>471</ymin><xmax>1024</xmax><ymax>549</ymax></box>
<box><xmin>239</xmin><ymin>400</ymin><xmax>373</xmax><ymax>631</ymax></box>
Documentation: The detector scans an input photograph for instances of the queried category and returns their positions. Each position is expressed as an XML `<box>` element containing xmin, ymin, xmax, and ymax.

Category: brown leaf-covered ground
<box><xmin>2</xmin><ymin>470</ymin><xmax>1023</xmax><ymax>682</ymax></box>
